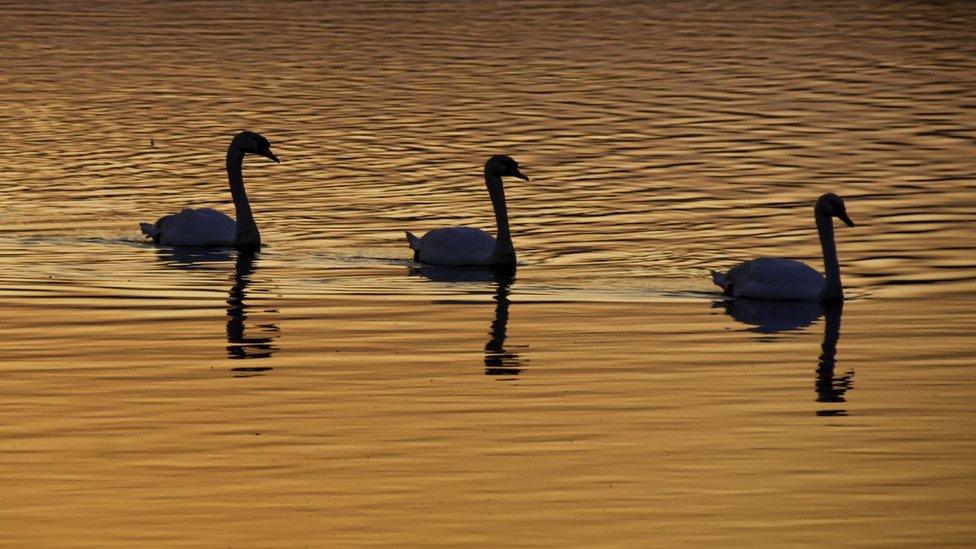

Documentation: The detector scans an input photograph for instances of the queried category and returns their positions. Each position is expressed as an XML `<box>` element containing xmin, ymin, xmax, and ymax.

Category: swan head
<box><xmin>485</xmin><ymin>155</ymin><xmax>529</xmax><ymax>181</ymax></box>
<box><xmin>233</xmin><ymin>131</ymin><xmax>280</xmax><ymax>163</ymax></box>
<box><xmin>816</xmin><ymin>193</ymin><xmax>855</xmax><ymax>227</ymax></box>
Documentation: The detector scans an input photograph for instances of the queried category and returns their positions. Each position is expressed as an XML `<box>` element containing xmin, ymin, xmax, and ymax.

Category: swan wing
<box><xmin>718</xmin><ymin>257</ymin><xmax>825</xmax><ymax>300</ymax></box>
<box><xmin>141</xmin><ymin>208</ymin><xmax>236</xmax><ymax>246</ymax></box>
<box><xmin>410</xmin><ymin>227</ymin><xmax>496</xmax><ymax>266</ymax></box>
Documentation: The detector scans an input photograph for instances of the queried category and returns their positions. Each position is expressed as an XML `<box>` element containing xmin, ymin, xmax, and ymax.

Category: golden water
<box><xmin>1</xmin><ymin>1</ymin><xmax>974</xmax><ymax>546</ymax></box>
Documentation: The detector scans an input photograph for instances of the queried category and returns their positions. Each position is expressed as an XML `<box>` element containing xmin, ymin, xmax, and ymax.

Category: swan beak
<box><xmin>261</xmin><ymin>150</ymin><xmax>280</xmax><ymax>163</ymax></box>
<box><xmin>512</xmin><ymin>168</ymin><xmax>529</xmax><ymax>181</ymax></box>
<box><xmin>838</xmin><ymin>211</ymin><xmax>855</xmax><ymax>227</ymax></box>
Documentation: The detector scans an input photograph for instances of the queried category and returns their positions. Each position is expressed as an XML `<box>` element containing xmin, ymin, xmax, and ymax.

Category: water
<box><xmin>1</xmin><ymin>0</ymin><xmax>975</xmax><ymax>545</ymax></box>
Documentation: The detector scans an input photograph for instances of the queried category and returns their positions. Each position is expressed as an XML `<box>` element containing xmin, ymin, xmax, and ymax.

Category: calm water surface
<box><xmin>1</xmin><ymin>0</ymin><xmax>975</xmax><ymax>546</ymax></box>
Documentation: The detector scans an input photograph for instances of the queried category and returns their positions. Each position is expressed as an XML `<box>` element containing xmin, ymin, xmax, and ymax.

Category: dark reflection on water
<box><xmin>225</xmin><ymin>250</ymin><xmax>278</xmax><ymax>374</ymax></box>
<box><xmin>0</xmin><ymin>1</ymin><xmax>973</xmax><ymax>544</ymax></box>
<box><xmin>156</xmin><ymin>246</ymin><xmax>234</xmax><ymax>268</ymax></box>
<box><xmin>483</xmin><ymin>268</ymin><xmax>522</xmax><ymax>378</ymax></box>
<box><xmin>718</xmin><ymin>298</ymin><xmax>822</xmax><ymax>333</ymax></box>
<box><xmin>156</xmin><ymin>247</ymin><xmax>279</xmax><ymax>374</ymax></box>
<box><xmin>718</xmin><ymin>298</ymin><xmax>852</xmax><ymax>415</ymax></box>
<box><xmin>409</xmin><ymin>265</ymin><xmax>525</xmax><ymax>378</ymax></box>
<box><xmin>815</xmin><ymin>301</ymin><xmax>853</xmax><ymax>415</ymax></box>
<box><xmin>408</xmin><ymin>265</ymin><xmax>500</xmax><ymax>284</ymax></box>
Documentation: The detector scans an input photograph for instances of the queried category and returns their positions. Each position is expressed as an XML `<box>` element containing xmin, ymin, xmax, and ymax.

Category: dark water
<box><xmin>0</xmin><ymin>1</ymin><xmax>974</xmax><ymax>545</ymax></box>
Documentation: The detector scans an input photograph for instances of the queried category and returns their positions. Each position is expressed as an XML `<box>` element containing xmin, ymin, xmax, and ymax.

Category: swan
<box><xmin>406</xmin><ymin>155</ymin><xmax>528</xmax><ymax>266</ymax></box>
<box><xmin>140</xmin><ymin>131</ymin><xmax>279</xmax><ymax>248</ymax></box>
<box><xmin>711</xmin><ymin>193</ymin><xmax>855</xmax><ymax>301</ymax></box>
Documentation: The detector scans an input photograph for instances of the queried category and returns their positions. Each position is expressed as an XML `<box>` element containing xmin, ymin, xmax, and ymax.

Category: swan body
<box><xmin>711</xmin><ymin>193</ymin><xmax>855</xmax><ymax>302</ymax></box>
<box><xmin>141</xmin><ymin>131</ymin><xmax>279</xmax><ymax>248</ymax></box>
<box><xmin>406</xmin><ymin>227</ymin><xmax>497</xmax><ymax>266</ymax></box>
<box><xmin>407</xmin><ymin>155</ymin><xmax>528</xmax><ymax>266</ymax></box>
<box><xmin>712</xmin><ymin>257</ymin><xmax>825</xmax><ymax>301</ymax></box>
<box><xmin>141</xmin><ymin>208</ymin><xmax>236</xmax><ymax>247</ymax></box>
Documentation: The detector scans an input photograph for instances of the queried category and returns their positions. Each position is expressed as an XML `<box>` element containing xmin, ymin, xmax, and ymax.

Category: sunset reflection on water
<box><xmin>0</xmin><ymin>0</ymin><xmax>974</xmax><ymax>546</ymax></box>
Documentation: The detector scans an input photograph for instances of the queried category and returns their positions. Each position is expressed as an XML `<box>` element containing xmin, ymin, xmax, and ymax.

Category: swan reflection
<box><xmin>483</xmin><ymin>269</ymin><xmax>521</xmax><ymax>377</ymax></box>
<box><xmin>814</xmin><ymin>301</ymin><xmax>852</xmax><ymax>414</ymax></box>
<box><xmin>155</xmin><ymin>246</ymin><xmax>233</xmax><ymax>267</ymax></box>
<box><xmin>225</xmin><ymin>250</ymin><xmax>279</xmax><ymax>373</ymax></box>
<box><xmin>156</xmin><ymin>247</ymin><xmax>279</xmax><ymax>375</ymax></box>
<box><xmin>719</xmin><ymin>299</ymin><xmax>822</xmax><ymax>333</ymax></box>
<box><xmin>717</xmin><ymin>298</ymin><xmax>853</xmax><ymax>415</ymax></box>
<box><xmin>409</xmin><ymin>265</ymin><xmax>525</xmax><ymax>378</ymax></box>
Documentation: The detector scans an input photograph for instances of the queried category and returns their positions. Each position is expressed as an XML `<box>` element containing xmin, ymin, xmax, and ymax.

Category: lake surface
<box><xmin>1</xmin><ymin>0</ymin><xmax>975</xmax><ymax>546</ymax></box>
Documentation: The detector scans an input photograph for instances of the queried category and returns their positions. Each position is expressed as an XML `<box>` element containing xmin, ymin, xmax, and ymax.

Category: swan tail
<box><xmin>405</xmin><ymin>231</ymin><xmax>422</xmax><ymax>261</ymax></box>
<box><xmin>140</xmin><ymin>222</ymin><xmax>159</xmax><ymax>242</ymax></box>
<box><xmin>711</xmin><ymin>269</ymin><xmax>733</xmax><ymax>296</ymax></box>
<box><xmin>405</xmin><ymin>231</ymin><xmax>421</xmax><ymax>250</ymax></box>
<box><xmin>141</xmin><ymin>214</ymin><xmax>174</xmax><ymax>244</ymax></box>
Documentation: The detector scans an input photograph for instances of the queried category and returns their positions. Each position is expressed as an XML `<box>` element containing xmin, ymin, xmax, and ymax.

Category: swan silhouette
<box><xmin>406</xmin><ymin>155</ymin><xmax>528</xmax><ymax>266</ymax></box>
<box><xmin>140</xmin><ymin>131</ymin><xmax>279</xmax><ymax>248</ymax></box>
<box><xmin>711</xmin><ymin>193</ymin><xmax>855</xmax><ymax>301</ymax></box>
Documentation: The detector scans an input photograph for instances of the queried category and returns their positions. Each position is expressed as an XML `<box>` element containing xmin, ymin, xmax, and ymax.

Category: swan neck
<box><xmin>227</xmin><ymin>146</ymin><xmax>260</xmax><ymax>248</ymax></box>
<box><xmin>485</xmin><ymin>173</ymin><xmax>515</xmax><ymax>263</ymax></box>
<box><xmin>816</xmin><ymin>211</ymin><xmax>842</xmax><ymax>301</ymax></box>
